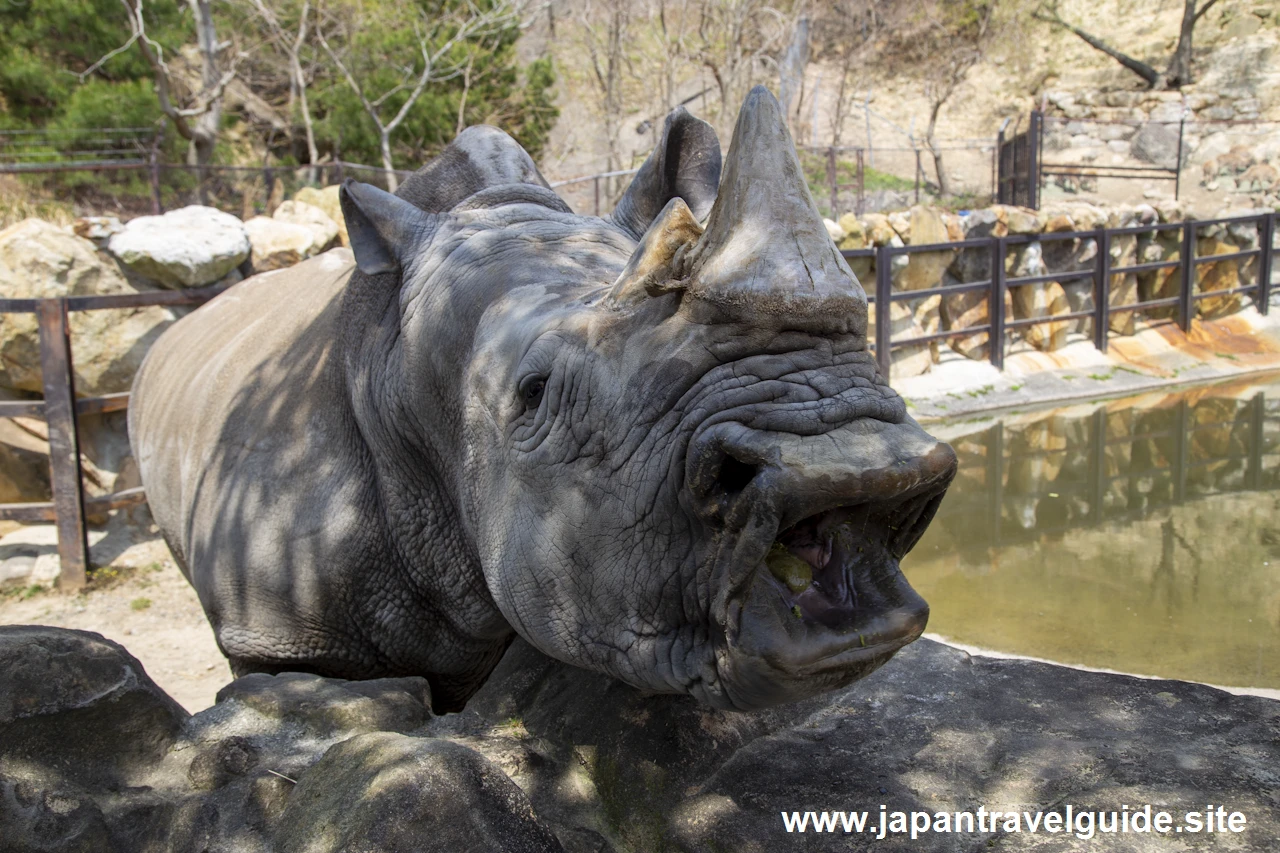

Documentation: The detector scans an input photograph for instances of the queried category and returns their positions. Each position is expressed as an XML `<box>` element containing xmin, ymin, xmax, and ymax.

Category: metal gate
<box><xmin>996</xmin><ymin>111</ymin><xmax>1042</xmax><ymax>209</ymax></box>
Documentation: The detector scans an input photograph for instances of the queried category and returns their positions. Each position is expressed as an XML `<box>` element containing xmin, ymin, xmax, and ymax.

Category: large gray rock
<box><xmin>274</xmin><ymin>733</ymin><xmax>564</xmax><ymax>853</ymax></box>
<box><xmin>434</xmin><ymin>638</ymin><xmax>1280</xmax><ymax>852</ymax></box>
<box><xmin>216</xmin><ymin>671</ymin><xmax>433</xmax><ymax>735</ymax></box>
<box><xmin>1131</xmin><ymin>123</ymin><xmax>1184</xmax><ymax>168</ymax></box>
<box><xmin>108</xmin><ymin>205</ymin><xmax>250</xmax><ymax>287</ymax></box>
<box><xmin>0</xmin><ymin>626</ymin><xmax>188</xmax><ymax>789</ymax></box>
<box><xmin>1</xmin><ymin>626</ymin><xmax>1275</xmax><ymax>852</ymax></box>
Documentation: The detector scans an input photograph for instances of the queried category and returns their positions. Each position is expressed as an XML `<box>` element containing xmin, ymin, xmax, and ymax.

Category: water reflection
<box><xmin>908</xmin><ymin>375</ymin><xmax>1280</xmax><ymax>690</ymax></box>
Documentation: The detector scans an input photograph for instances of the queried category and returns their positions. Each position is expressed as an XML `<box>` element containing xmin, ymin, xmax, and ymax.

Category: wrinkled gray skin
<box><xmin>131</xmin><ymin>88</ymin><xmax>956</xmax><ymax>713</ymax></box>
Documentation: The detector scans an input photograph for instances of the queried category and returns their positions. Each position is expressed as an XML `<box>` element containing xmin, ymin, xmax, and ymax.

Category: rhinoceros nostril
<box><xmin>716</xmin><ymin>456</ymin><xmax>759</xmax><ymax>495</ymax></box>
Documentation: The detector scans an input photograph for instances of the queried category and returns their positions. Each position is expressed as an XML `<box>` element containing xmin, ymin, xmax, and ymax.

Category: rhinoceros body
<box><xmin>131</xmin><ymin>89</ymin><xmax>956</xmax><ymax>712</ymax></box>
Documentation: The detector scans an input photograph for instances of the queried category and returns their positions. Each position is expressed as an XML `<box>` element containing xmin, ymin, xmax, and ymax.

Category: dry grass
<box><xmin>0</xmin><ymin>176</ymin><xmax>76</xmax><ymax>230</ymax></box>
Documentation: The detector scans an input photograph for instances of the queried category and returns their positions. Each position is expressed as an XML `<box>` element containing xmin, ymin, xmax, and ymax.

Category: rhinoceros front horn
<box><xmin>684</xmin><ymin>86</ymin><xmax>868</xmax><ymax>339</ymax></box>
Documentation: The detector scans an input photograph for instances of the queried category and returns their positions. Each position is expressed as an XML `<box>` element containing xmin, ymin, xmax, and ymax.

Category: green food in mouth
<box><xmin>766</xmin><ymin>542</ymin><xmax>813</xmax><ymax>594</ymax></box>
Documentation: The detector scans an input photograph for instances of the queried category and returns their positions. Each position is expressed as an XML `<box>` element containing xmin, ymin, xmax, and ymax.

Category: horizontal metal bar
<box><xmin>0</xmin><ymin>281</ymin><xmax>233</xmax><ymax>315</ymax></box>
<box><xmin>1189</xmin><ymin>213</ymin><xmax>1268</xmax><ymax>229</ymax></box>
<box><xmin>889</xmin><ymin>324</ymin><xmax>993</xmax><ymax>348</ymax></box>
<box><xmin>1190</xmin><ymin>283</ymin><xmax>1261</xmax><ymax>300</ymax></box>
<box><xmin>884</xmin><ymin>239</ymin><xmax>983</xmax><ymax>255</ymax></box>
<box><xmin>1192</xmin><ymin>248</ymin><xmax>1259</xmax><ymax>265</ymax></box>
<box><xmin>1041</xmin><ymin>162</ymin><xmax>1178</xmax><ymax>175</ymax></box>
<box><xmin>0</xmin><ymin>501</ymin><xmax>56</xmax><ymax>522</ymax></box>
<box><xmin>0</xmin><ymin>400</ymin><xmax>46</xmax><ymax>418</ymax></box>
<box><xmin>1105</xmin><ymin>221</ymin><xmax>1185</xmax><ymax>236</ymax></box>
<box><xmin>1110</xmin><ymin>295</ymin><xmax>1182</xmax><ymax>311</ymax></box>
<box><xmin>1004</xmin><ymin>308</ymin><xmax>1096</xmax><ymax>330</ymax></box>
<box><xmin>887</xmin><ymin>280</ymin><xmax>992</xmax><ymax>301</ymax></box>
<box><xmin>85</xmin><ymin>487</ymin><xmax>146</xmax><ymax>514</ymax></box>
<box><xmin>0</xmin><ymin>161</ymin><xmax>148</xmax><ymax>174</ymax></box>
<box><xmin>1110</xmin><ymin>259</ymin><xmax>1183</xmax><ymax>275</ymax></box>
<box><xmin>1005</xmin><ymin>269</ymin><xmax>1095</xmax><ymax>287</ymax></box>
<box><xmin>76</xmin><ymin>392</ymin><xmax>130</xmax><ymax>416</ymax></box>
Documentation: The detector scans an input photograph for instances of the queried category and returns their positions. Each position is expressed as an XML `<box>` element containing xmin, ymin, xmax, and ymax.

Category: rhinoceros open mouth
<box><xmin>764</xmin><ymin>491</ymin><xmax>942</xmax><ymax>632</ymax></box>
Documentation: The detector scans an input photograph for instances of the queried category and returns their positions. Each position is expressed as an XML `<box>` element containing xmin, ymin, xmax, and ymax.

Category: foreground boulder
<box><xmin>2</xmin><ymin>625</ymin><xmax>1275</xmax><ymax>852</ymax></box>
<box><xmin>274</xmin><ymin>733</ymin><xmax>563</xmax><ymax>853</ymax></box>
<box><xmin>108</xmin><ymin>205</ymin><xmax>250</xmax><ymax>287</ymax></box>
<box><xmin>0</xmin><ymin>626</ymin><xmax>187</xmax><ymax>789</ymax></box>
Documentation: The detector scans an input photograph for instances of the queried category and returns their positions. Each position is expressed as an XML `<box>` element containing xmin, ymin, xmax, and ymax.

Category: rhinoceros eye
<box><xmin>520</xmin><ymin>376</ymin><xmax>546</xmax><ymax>409</ymax></box>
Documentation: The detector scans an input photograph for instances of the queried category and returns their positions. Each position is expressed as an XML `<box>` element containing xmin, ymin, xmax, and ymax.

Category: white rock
<box><xmin>822</xmin><ymin>218</ymin><xmax>845</xmax><ymax>244</ymax></box>
<box><xmin>108</xmin><ymin>206</ymin><xmax>249</xmax><ymax>288</ymax></box>
<box><xmin>273</xmin><ymin>200</ymin><xmax>339</xmax><ymax>256</ymax></box>
<box><xmin>244</xmin><ymin>216</ymin><xmax>316</xmax><ymax>273</ymax></box>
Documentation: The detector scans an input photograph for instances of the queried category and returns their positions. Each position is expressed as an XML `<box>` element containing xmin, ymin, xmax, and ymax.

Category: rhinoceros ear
<box><xmin>610</xmin><ymin>107</ymin><xmax>722</xmax><ymax>241</ymax></box>
<box><xmin>339</xmin><ymin>179</ymin><xmax>435</xmax><ymax>276</ymax></box>
<box><xmin>394</xmin><ymin>125</ymin><xmax>553</xmax><ymax>213</ymax></box>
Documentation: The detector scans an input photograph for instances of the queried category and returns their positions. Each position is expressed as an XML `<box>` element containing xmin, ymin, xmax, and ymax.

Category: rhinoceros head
<box><xmin>337</xmin><ymin>87</ymin><xmax>956</xmax><ymax>711</ymax></box>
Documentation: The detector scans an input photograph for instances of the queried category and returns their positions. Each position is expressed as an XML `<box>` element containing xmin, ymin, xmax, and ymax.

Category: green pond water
<box><xmin>905</xmin><ymin>374</ymin><xmax>1280</xmax><ymax>691</ymax></box>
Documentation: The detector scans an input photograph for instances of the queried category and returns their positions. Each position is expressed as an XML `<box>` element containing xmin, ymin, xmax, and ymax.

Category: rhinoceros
<box><xmin>130</xmin><ymin>87</ymin><xmax>956</xmax><ymax>712</ymax></box>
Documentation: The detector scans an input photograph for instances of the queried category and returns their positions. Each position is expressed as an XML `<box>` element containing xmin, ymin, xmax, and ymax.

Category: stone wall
<box><xmin>1039</xmin><ymin>31</ymin><xmax>1280</xmax><ymax>210</ymax></box>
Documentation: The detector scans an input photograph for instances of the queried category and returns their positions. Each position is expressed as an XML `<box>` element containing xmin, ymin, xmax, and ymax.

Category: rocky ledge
<box><xmin>1</xmin><ymin>625</ymin><xmax>1276</xmax><ymax>852</ymax></box>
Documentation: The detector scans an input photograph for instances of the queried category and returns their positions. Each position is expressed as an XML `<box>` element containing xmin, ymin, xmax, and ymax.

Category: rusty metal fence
<box><xmin>0</xmin><ymin>284</ymin><xmax>232</xmax><ymax>589</ymax></box>
<box><xmin>846</xmin><ymin>210</ymin><xmax>1279</xmax><ymax>379</ymax></box>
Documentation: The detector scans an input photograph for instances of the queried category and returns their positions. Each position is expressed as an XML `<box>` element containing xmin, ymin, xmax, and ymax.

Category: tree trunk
<box><xmin>189</xmin><ymin>0</ymin><xmax>223</xmax><ymax>202</ymax></box>
<box><xmin>929</xmin><ymin>142</ymin><xmax>949</xmax><ymax>198</ymax></box>
<box><xmin>381</xmin><ymin>131</ymin><xmax>397</xmax><ymax>192</ymax></box>
<box><xmin>1164</xmin><ymin>0</ymin><xmax>1198</xmax><ymax>86</ymax></box>
<box><xmin>926</xmin><ymin>99</ymin><xmax>949</xmax><ymax>198</ymax></box>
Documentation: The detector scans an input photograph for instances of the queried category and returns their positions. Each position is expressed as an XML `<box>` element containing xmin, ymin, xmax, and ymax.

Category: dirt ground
<box><xmin>0</xmin><ymin>521</ymin><xmax>231</xmax><ymax>714</ymax></box>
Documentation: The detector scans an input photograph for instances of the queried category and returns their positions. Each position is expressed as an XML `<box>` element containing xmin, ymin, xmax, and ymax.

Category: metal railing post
<box><xmin>1179</xmin><ymin>220</ymin><xmax>1195</xmax><ymax>332</ymax></box>
<box><xmin>36</xmin><ymin>299</ymin><xmax>88</xmax><ymax>591</ymax></box>
<box><xmin>875</xmin><ymin>244</ymin><xmax>892</xmax><ymax>380</ymax></box>
<box><xmin>990</xmin><ymin>237</ymin><xmax>1006</xmax><ymax>370</ymax></box>
<box><xmin>1259</xmin><ymin>211</ymin><xmax>1275</xmax><ymax>316</ymax></box>
<box><xmin>1094</xmin><ymin>227</ymin><xmax>1111</xmax><ymax>352</ymax></box>
<box><xmin>1247</xmin><ymin>392</ymin><xmax>1264</xmax><ymax>491</ymax></box>
<box><xmin>1089</xmin><ymin>407</ymin><xmax>1107</xmax><ymax>524</ymax></box>
<box><xmin>1173</xmin><ymin>400</ymin><xmax>1188</xmax><ymax>503</ymax></box>
<box><xmin>914</xmin><ymin>149</ymin><xmax>922</xmax><ymax>205</ymax></box>
<box><xmin>593</xmin><ymin>176</ymin><xmax>600</xmax><ymax>217</ymax></box>
<box><xmin>827</xmin><ymin>146</ymin><xmax>839</xmax><ymax>218</ymax></box>
<box><xmin>988</xmin><ymin>421</ymin><xmax>1004</xmax><ymax>548</ymax></box>
<box><xmin>1174</xmin><ymin>115</ymin><xmax>1185</xmax><ymax>201</ymax></box>
<box><xmin>855</xmin><ymin>147</ymin><xmax>865</xmax><ymax>215</ymax></box>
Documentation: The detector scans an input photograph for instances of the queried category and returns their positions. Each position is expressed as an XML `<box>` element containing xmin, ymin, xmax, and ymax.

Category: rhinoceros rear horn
<box><xmin>610</xmin><ymin>107</ymin><xmax>721</xmax><ymax>240</ymax></box>
<box><xmin>339</xmin><ymin>179</ymin><xmax>435</xmax><ymax>276</ymax></box>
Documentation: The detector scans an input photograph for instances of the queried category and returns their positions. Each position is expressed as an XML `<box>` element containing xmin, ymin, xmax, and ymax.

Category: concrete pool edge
<box><xmin>926</xmin><ymin>633</ymin><xmax>1280</xmax><ymax>702</ymax></box>
<box><xmin>901</xmin><ymin>306</ymin><xmax>1280</xmax><ymax>424</ymax></box>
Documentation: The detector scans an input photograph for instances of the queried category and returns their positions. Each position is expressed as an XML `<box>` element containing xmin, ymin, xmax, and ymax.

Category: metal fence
<box><xmin>846</xmin><ymin>210</ymin><xmax>1278</xmax><ymax>379</ymax></box>
<box><xmin>996</xmin><ymin>112</ymin><xmax>1041</xmax><ymax>209</ymax></box>
<box><xmin>0</xmin><ymin>284</ymin><xmax>232</xmax><ymax>589</ymax></box>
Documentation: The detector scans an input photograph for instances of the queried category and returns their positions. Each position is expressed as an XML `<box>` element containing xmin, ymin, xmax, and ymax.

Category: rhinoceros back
<box><xmin>129</xmin><ymin>249</ymin><xmax>381</xmax><ymax>670</ymax></box>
